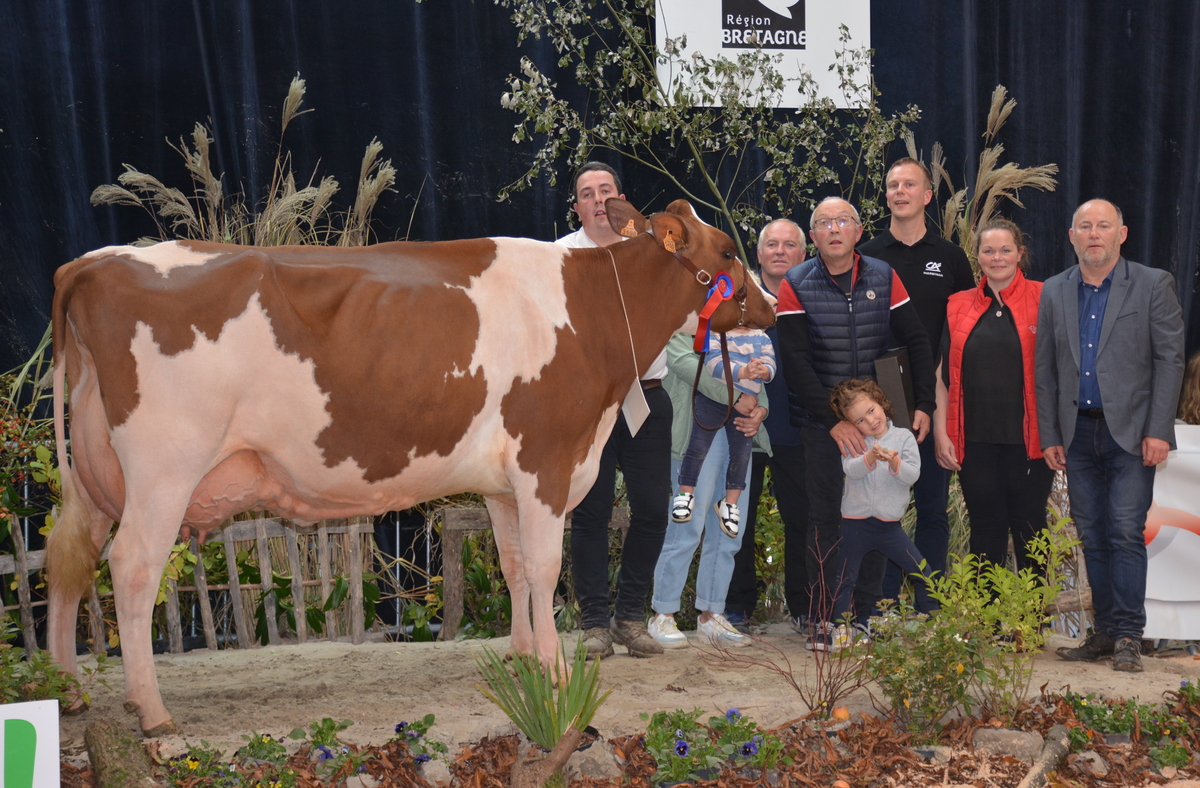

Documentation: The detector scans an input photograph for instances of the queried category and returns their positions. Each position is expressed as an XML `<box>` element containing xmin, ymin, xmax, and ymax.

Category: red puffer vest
<box><xmin>945</xmin><ymin>269</ymin><xmax>1043</xmax><ymax>462</ymax></box>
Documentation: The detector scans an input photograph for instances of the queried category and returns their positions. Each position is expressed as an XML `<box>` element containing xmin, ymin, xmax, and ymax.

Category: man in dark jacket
<box><xmin>774</xmin><ymin>197</ymin><xmax>935</xmax><ymax>649</ymax></box>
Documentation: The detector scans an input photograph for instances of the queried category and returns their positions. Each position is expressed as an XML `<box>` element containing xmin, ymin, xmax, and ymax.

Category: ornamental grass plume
<box><xmin>904</xmin><ymin>84</ymin><xmax>1058</xmax><ymax>270</ymax></box>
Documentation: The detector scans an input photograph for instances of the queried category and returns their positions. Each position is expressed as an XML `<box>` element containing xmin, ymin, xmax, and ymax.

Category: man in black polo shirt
<box><xmin>857</xmin><ymin>158</ymin><xmax>974</xmax><ymax>608</ymax></box>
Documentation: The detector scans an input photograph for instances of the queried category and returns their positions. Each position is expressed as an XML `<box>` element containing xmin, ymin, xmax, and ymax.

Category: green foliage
<box><xmin>391</xmin><ymin>714</ymin><xmax>450</xmax><ymax>765</ymax></box>
<box><xmin>288</xmin><ymin>717</ymin><xmax>354</xmax><ymax>748</ymax></box>
<box><xmin>867</xmin><ymin>603</ymin><xmax>978</xmax><ymax>739</ymax></box>
<box><xmin>475</xmin><ymin>637</ymin><xmax>611</xmax><ymax>750</ymax></box>
<box><xmin>496</xmin><ymin>0</ymin><xmax>919</xmax><ymax>260</ymax></box>
<box><xmin>641</xmin><ymin>707</ymin><xmax>788</xmax><ymax>784</ymax></box>
<box><xmin>0</xmin><ymin>620</ymin><xmax>112</xmax><ymax>707</ymax></box>
<box><xmin>1065</xmin><ymin>690</ymin><xmax>1192</xmax><ymax>770</ymax></box>
<box><xmin>162</xmin><ymin>740</ymin><xmax>299</xmax><ymax>788</ymax></box>
<box><xmin>234</xmin><ymin>731</ymin><xmax>289</xmax><ymax>764</ymax></box>
<box><xmin>456</xmin><ymin>531</ymin><xmax>513</xmax><ymax>638</ymax></box>
<box><xmin>868</xmin><ymin>514</ymin><xmax>1078</xmax><ymax>734</ymax></box>
<box><xmin>1150</xmin><ymin>740</ymin><xmax>1192</xmax><ymax>770</ymax></box>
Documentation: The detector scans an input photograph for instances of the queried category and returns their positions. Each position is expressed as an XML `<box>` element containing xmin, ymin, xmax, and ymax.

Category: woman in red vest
<box><xmin>932</xmin><ymin>218</ymin><xmax>1055</xmax><ymax>572</ymax></box>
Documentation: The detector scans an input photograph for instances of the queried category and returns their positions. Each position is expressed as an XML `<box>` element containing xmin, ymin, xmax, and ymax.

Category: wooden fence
<box><xmin>1</xmin><ymin>515</ymin><xmax>374</xmax><ymax>653</ymax></box>
<box><xmin>434</xmin><ymin>506</ymin><xmax>629</xmax><ymax>641</ymax></box>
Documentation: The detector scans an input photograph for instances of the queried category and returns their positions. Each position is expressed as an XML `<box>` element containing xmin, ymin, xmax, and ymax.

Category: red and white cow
<box><xmin>46</xmin><ymin>198</ymin><xmax>774</xmax><ymax>735</ymax></box>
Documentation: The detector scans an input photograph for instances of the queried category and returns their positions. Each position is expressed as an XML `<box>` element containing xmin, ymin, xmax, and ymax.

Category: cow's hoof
<box><xmin>144</xmin><ymin>720</ymin><xmax>180</xmax><ymax>738</ymax></box>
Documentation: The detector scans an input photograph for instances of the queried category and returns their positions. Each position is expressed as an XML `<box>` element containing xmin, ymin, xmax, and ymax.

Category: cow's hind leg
<box><xmin>107</xmin><ymin>487</ymin><xmax>191</xmax><ymax>736</ymax></box>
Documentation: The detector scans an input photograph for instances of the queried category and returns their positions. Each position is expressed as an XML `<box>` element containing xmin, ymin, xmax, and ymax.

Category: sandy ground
<box><xmin>58</xmin><ymin>625</ymin><xmax>1200</xmax><ymax>765</ymax></box>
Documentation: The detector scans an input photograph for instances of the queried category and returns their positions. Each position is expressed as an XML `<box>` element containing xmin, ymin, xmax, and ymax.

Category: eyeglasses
<box><xmin>814</xmin><ymin>216</ymin><xmax>857</xmax><ymax>231</ymax></box>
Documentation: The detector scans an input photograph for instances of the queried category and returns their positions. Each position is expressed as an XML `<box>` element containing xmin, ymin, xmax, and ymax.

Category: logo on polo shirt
<box><xmin>924</xmin><ymin>261</ymin><xmax>943</xmax><ymax>276</ymax></box>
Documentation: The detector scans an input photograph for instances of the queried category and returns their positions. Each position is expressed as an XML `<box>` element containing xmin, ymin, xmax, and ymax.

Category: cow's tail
<box><xmin>46</xmin><ymin>290</ymin><xmax>100</xmax><ymax>604</ymax></box>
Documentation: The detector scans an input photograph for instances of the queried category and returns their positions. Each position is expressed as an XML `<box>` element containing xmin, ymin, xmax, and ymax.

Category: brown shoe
<box><xmin>1056</xmin><ymin>631</ymin><xmax>1114</xmax><ymax>662</ymax></box>
<box><xmin>581</xmin><ymin>627</ymin><xmax>614</xmax><ymax>659</ymax></box>
<box><xmin>610</xmin><ymin>618</ymin><xmax>663</xmax><ymax>657</ymax></box>
<box><xmin>1112</xmin><ymin>637</ymin><xmax>1144</xmax><ymax>672</ymax></box>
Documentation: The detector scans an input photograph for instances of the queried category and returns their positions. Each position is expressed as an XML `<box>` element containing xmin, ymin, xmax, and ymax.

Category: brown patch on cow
<box><xmin>57</xmin><ymin>239</ymin><xmax>497</xmax><ymax>483</ymax></box>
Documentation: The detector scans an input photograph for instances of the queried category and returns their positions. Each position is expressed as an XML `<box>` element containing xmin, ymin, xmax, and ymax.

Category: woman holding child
<box><xmin>933</xmin><ymin>218</ymin><xmax>1054</xmax><ymax>572</ymax></box>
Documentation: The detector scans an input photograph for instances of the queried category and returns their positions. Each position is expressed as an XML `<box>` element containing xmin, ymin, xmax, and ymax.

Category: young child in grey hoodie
<box><xmin>825</xmin><ymin>378</ymin><xmax>937</xmax><ymax>652</ymax></box>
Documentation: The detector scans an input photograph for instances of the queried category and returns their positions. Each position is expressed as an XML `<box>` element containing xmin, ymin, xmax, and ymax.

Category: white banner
<box><xmin>655</xmin><ymin>0</ymin><xmax>871</xmax><ymax>108</ymax></box>
<box><xmin>1145</xmin><ymin>424</ymin><xmax>1200</xmax><ymax>640</ymax></box>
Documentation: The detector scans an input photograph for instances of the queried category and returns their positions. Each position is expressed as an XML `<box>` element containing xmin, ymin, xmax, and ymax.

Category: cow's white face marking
<box><xmin>454</xmin><ymin>238</ymin><xmax>574</xmax><ymax>385</ymax></box>
<box><xmin>85</xmin><ymin>242</ymin><xmax>220</xmax><ymax>277</ymax></box>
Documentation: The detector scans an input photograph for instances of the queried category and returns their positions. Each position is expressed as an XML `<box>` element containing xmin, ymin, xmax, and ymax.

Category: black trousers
<box><xmin>570</xmin><ymin>385</ymin><xmax>673</xmax><ymax>629</ymax></box>
<box><xmin>958</xmin><ymin>441</ymin><xmax>1055</xmax><ymax>573</ymax></box>
<box><xmin>726</xmin><ymin>443</ymin><xmax>810</xmax><ymax>618</ymax></box>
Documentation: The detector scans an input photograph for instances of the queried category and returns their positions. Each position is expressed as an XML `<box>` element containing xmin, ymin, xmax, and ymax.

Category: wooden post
<box><xmin>222</xmin><ymin>524</ymin><xmax>254</xmax><ymax>648</ymax></box>
<box><xmin>435</xmin><ymin>508</ymin><xmax>630</xmax><ymax>642</ymax></box>
<box><xmin>318</xmin><ymin>521</ymin><xmax>337</xmax><ymax>639</ymax></box>
<box><xmin>348</xmin><ymin>517</ymin><xmax>366</xmax><ymax>644</ymax></box>
<box><xmin>285</xmin><ymin>526</ymin><xmax>307</xmax><ymax>644</ymax></box>
<box><xmin>165</xmin><ymin>577</ymin><xmax>183</xmax><ymax>653</ymax></box>
<box><xmin>10</xmin><ymin>524</ymin><xmax>37</xmax><ymax>651</ymax></box>
<box><xmin>88</xmin><ymin>583</ymin><xmax>107</xmax><ymax>654</ymax></box>
<box><xmin>255</xmin><ymin>519</ymin><xmax>281</xmax><ymax>646</ymax></box>
<box><xmin>190</xmin><ymin>537</ymin><xmax>218</xmax><ymax>650</ymax></box>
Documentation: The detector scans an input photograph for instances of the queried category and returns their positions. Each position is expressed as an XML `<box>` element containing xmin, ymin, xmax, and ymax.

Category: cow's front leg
<box><xmin>519</xmin><ymin>506</ymin><xmax>567</xmax><ymax>670</ymax></box>
<box><xmin>108</xmin><ymin>493</ymin><xmax>190</xmax><ymax>736</ymax></box>
<box><xmin>484</xmin><ymin>496</ymin><xmax>537</xmax><ymax>656</ymax></box>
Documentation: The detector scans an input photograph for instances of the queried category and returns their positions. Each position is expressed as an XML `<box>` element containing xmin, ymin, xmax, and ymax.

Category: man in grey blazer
<box><xmin>1035</xmin><ymin>198</ymin><xmax>1185</xmax><ymax>672</ymax></box>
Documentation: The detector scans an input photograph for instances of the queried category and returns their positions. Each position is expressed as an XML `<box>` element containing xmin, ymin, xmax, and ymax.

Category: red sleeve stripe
<box><xmin>889</xmin><ymin>270</ymin><xmax>911</xmax><ymax>310</ymax></box>
<box><xmin>775</xmin><ymin>278</ymin><xmax>805</xmax><ymax>316</ymax></box>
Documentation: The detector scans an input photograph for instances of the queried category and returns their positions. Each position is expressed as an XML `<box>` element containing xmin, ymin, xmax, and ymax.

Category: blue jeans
<box><xmin>678</xmin><ymin>393</ymin><xmax>753</xmax><ymax>492</ymax></box>
<box><xmin>1066</xmin><ymin>414</ymin><xmax>1155</xmax><ymax>640</ymax></box>
<box><xmin>652</xmin><ymin>428</ymin><xmax>749</xmax><ymax>615</ymax></box>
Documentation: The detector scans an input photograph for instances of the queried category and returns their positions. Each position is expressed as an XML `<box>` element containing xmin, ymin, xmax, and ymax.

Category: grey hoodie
<box><xmin>840</xmin><ymin>423</ymin><xmax>920</xmax><ymax>521</ymax></box>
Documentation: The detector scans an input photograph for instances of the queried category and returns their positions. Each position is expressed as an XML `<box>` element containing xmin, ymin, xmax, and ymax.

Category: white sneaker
<box><xmin>647</xmin><ymin>613</ymin><xmax>690</xmax><ymax>648</ymax></box>
<box><xmin>831</xmin><ymin>624</ymin><xmax>853</xmax><ymax>653</ymax></box>
<box><xmin>714</xmin><ymin>500</ymin><xmax>740</xmax><ymax>537</ymax></box>
<box><xmin>671</xmin><ymin>493</ymin><xmax>695</xmax><ymax>523</ymax></box>
<box><xmin>831</xmin><ymin>623</ymin><xmax>870</xmax><ymax>653</ymax></box>
<box><xmin>698</xmin><ymin>613</ymin><xmax>750</xmax><ymax>647</ymax></box>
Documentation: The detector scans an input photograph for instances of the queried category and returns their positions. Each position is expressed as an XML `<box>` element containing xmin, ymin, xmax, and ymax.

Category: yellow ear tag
<box><xmin>619</xmin><ymin>219</ymin><xmax>638</xmax><ymax>238</ymax></box>
<box><xmin>663</xmin><ymin>231</ymin><xmax>677</xmax><ymax>253</ymax></box>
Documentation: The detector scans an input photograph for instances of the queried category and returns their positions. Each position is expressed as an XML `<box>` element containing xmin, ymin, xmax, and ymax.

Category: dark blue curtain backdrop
<box><xmin>2</xmin><ymin>2</ymin><xmax>1198</xmax><ymax>370</ymax></box>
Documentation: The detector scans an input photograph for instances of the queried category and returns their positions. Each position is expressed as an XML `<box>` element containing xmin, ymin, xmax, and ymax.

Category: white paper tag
<box><xmin>621</xmin><ymin>379</ymin><xmax>650</xmax><ymax>436</ymax></box>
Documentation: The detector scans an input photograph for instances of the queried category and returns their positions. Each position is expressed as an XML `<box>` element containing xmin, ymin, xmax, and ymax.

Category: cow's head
<box><xmin>605</xmin><ymin>198</ymin><xmax>775</xmax><ymax>332</ymax></box>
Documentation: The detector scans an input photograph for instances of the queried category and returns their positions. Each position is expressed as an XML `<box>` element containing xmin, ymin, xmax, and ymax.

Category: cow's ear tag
<box><xmin>663</xmin><ymin>231</ymin><xmax>677</xmax><ymax>253</ymax></box>
<box><xmin>619</xmin><ymin>219</ymin><xmax>639</xmax><ymax>238</ymax></box>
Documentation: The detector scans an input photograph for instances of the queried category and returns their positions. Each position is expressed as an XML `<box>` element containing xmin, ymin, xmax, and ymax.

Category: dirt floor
<box><xmin>58</xmin><ymin>622</ymin><xmax>1200</xmax><ymax>774</ymax></box>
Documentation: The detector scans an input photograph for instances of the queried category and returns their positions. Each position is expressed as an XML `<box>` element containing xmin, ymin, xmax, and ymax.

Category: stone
<box><xmin>912</xmin><ymin>745</ymin><xmax>954</xmax><ymax>764</ymax></box>
<box><xmin>565</xmin><ymin>739</ymin><xmax>623</xmax><ymax>780</ymax></box>
<box><xmin>1068</xmin><ymin>750</ymin><xmax>1109</xmax><ymax>778</ymax></box>
<box><xmin>972</xmin><ymin>728</ymin><xmax>1044</xmax><ymax>764</ymax></box>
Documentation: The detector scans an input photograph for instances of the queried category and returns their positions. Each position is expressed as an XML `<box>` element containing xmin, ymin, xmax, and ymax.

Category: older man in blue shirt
<box><xmin>1036</xmin><ymin>199</ymin><xmax>1185</xmax><ymax>673</ymax></box>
